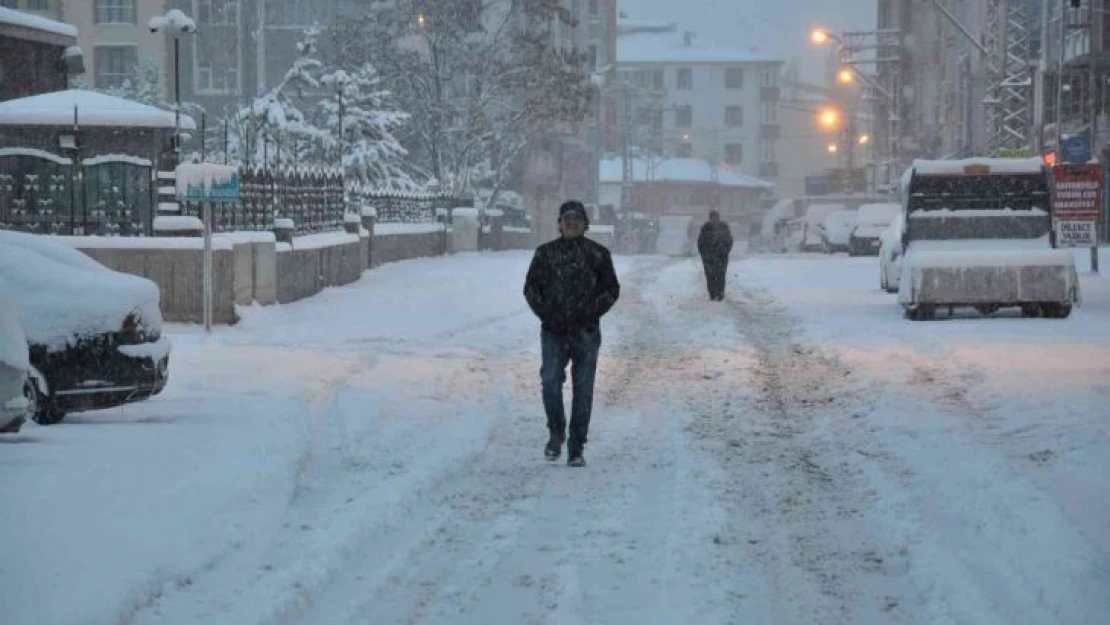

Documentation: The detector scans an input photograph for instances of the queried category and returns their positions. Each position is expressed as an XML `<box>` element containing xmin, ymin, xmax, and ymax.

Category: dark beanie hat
<box><xmin>559</xmin><ymin>200</ymin><xmax>589</xmax><ymax>223</ymax></box>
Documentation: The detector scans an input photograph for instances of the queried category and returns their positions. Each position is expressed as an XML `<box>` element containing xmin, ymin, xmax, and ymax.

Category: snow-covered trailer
<box><xmin>897</xmin><ymin>158</ymin><xmax>1079</xmax><ymax>320</ymax></box>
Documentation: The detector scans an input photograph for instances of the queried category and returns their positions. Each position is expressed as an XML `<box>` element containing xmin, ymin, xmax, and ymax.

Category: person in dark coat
<box><xmin>523</xmin><ymin>200</ymin><xmax>621</xmax><ymax>467</ymax></box>
<box><xmin>697</xmin><ymin>210</ymin><xmax>734</xmax><ymax>301</ymax></box>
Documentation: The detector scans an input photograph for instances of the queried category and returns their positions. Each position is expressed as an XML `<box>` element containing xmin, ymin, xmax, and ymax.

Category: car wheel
<box><xmin>975</xmin><ymin>304</ymin><xmax>1000</xmax><ymax>317</ymax></box>
<box><xmin>28</xmin><ymin>379</ymin><xmax>65</xmax><ymax>426</ymax></box>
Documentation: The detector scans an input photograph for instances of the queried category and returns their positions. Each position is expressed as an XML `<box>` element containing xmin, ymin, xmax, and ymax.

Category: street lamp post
<box><xmin>149</xmin><ymin>9</ymin><xmax>197</xmax><ymax>165</ymax></box>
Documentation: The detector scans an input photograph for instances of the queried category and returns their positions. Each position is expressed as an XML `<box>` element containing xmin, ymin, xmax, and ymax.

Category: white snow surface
<box><xmin>822</xmin><ymin>210</ymin><xmax>858</xmax><ymax>246</ymax></box>
<box><xmin>909</xmin><ymin>207</ymin><xmax>1049</xmax><ymax>218</ymax></box>
<box><xmin>147</xmin><ymin>9</ymin><xmax>195</xmax><ymax>34</ymax></box>
<box><xmin>376</xmin><ymin>222</ymin><xmax>444</xmax><ymax>235</ymax></box>
<box><xmin>0</xmin><ymin>146</ymin><xmax>72</xmax><ymax>165</ymax></box>
<box><xmin>0</xmin><ymin>231</ymin><xmax>162</xmax><ymax>349</ymax></box>
<box><xmin>0</xmin><ymin>89</ymin><xmax>196</xmax><ymax>129</ymax></box>
<box><xmin>452</xmin><ymin>207</ymin><xmax>481</xmax><ymax>219</ymax></box>
<box><xmin>360</xmin><ymin>205</ymin><xmax>378</xmax><ymax>218</ymax></box>
<box><xmin>2</xmin><ymin>251</ymin><xmax>1108</xmax><ymax>625</ymax></box>
<box><xmin>911</xmin><ymin>156</ymin><xmax>1046</xmax><ymax>175</ymax></box>
<box><xmin>273</xmin><ymin>218</ymin><xmax>295</xmax><ymax>229</ymax></box>
<box><xmin>0</xmin><ymin>6</ymin><xmax>77</xmax><ymax>37</ymax></box>
<box><xmin>153</xmin><ymin>216</ymin><xmax>203</xmax><ymax>232</ymax></box>
<box><xmin>57</xmin><ymin>235</ymin><xmax>234</xmax><ymax>251</ymax></box>
<box><xmin>856</xmin><ymin>203</ymin><xmax>901</xmax><ymax>227</ymax></box>
<box><xmin>84</xmin><ymin>154</ymin><xmax>153</xmax><ymax>167</ymax></box>
<box><xmin>278</xmin><ymin>231</ymin><xmax>360</xmax><ymax>252</ymax></box>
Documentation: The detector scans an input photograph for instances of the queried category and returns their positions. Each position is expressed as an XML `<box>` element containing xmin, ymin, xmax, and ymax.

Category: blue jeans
<box><xmin>541</xmin><ymin>328</ymin><xmax>601</xmax><ymax>450</ymax></box>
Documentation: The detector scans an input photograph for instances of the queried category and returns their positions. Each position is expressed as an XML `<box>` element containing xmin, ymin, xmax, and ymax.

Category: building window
<box><xmin>0</xmin><ymin>1</ymin><xmax>17</xmax><ymax>8</ymax></box>
<box><xmin>761</xmin><ymin>140</ymin><xmax>776</xmax><ymax>162</ymax></box>
<box><xmin>195</xmin><ymin>33</ymin><xmax>239</xmax><ymax>94</ymax></box>
<box><xmin>725</xmin><ymin>67</ymin><xmax>744</xmax><ymax>89</ymax></box>
<box><xmin>675</xmin><ymin>104</ymin><xmax>692</xmax><ymax>127</ymax></box>
<box><xmin>95</xmin><ymin>0</ymin><xmax>136</xmax><ymax>24</ymax></box>
<box><xmin>761</xmin><ymin>68</ymin><xmax>779</xmax><ymax>87</ymax></box>
<box><xmin>677</xmin><ymin>143</ymin><xmax>693</xmax><ymax>158</ymax></box>
<box><xmin>589</xmin><ymin>0</ymin><xmax>598</xmax><ymax>15</ymax></box>
<box><xmin>651</xmin><ymin>68</ymin><xmax>664</xmax><ymax>89</ymax></box>
<box><xmin>725</xmin><ymin>105</ymin><xmax>743</xmax><ymax>127</ymax></box>
<box><xmin>588</xmin><ymin>44</ymin><xmax>597</xmax><ymax>70</ymax></box>
<box><xmin>725</xmin><ymin>143</ymin><xmax>743</xmax><ymax>165</ymax></box>
<box><xmin>26</xmin><ymin>0</ymin><xmax>51</xmax><ymax>10</ymax></box>
<box><xmin>197</xmin><ymin>0</ymin><xmax>239</xmax><ymax>26</ymax></box>
<box><xmin>94</xmin><ymin>46</ymin><xmax>137</xmax><ymax>88</ymax></box>
<box><xmin>761</xmin><ymin>102</ymin><xmax>777</xmax><ymax>123</ymax></box>
<box><xmin>677</xmin><ymin>67</ymin><xmax>693</xmax><ymax>90</ymax></box>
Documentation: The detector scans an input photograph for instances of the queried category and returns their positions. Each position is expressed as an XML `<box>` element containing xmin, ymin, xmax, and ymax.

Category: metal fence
<box><xmin>1</xmin><ymin>149</ymin><xmax>486</xmax><ymax>237</ymax></box>
<box><xmin>181</xmin><ymin>166</ymin><xmax>347</xmax><ymax>235</ymax></box>
<box><xmin>347</xmin><ymin>184</ymin><xmax>471</xmax><ymax>223</ymax></box>
<box><xmin>0</xmin><ymin>149</ymin><xmax>154</xmax><ymax>236</ymax></box>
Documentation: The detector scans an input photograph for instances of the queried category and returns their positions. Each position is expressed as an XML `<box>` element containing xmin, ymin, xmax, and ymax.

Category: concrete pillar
<box><xmin>485</xmin><ymin>208</ymin><xmax>504</xmax><ymax>251</ymax></box>
<box><xmin>451</xmin><ymin>207</ymin><xmax>480</xmax><ymax>253</ymax></box>
<box><xmin>361</xmin><ymin>206</ymin><xmax>377</xmax><ymax>268</ymax></box>
<box><xmin>273</xmin><ymin>218</ymin><xmax>295</xmax><ymax>245</ymax></box>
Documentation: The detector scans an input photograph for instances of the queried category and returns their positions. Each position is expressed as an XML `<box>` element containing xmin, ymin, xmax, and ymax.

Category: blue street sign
<box><xmin>1061</xmin><ymin>133</ymin><xmax>1091</xmax><ymax>164</ymax></box>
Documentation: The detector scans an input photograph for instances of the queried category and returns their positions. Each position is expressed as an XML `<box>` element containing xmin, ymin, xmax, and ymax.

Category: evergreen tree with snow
<box><xmin>319</xmin><ymin>64</ymin><xmax>414</xmax><ymax>191</ymax></box>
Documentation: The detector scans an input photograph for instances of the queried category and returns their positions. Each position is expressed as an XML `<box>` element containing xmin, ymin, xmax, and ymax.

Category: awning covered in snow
<box><xmin>0</xmin><ymin>89</ymin><xmax>195</xmax><ymax>130</ymax></box>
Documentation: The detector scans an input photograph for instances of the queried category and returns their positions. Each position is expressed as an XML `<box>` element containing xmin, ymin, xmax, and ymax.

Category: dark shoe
<box><xmin>544</xmin><ymin>429</ymin><xmax>565</xmax><ymax>461</ymax></box>
<box><xmin>567</xmin><ymin>451</ymin><xmax>586</xmax><ymax>467</ymax></box>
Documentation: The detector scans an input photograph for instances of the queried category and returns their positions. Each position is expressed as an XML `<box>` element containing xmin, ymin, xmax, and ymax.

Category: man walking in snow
<box><xmin>697</xmin><ymin>210</ymin><xmax>734</xmax><ymax>301</ymax></box>
<box><xmin>524</xmin><ymin>200</ymin><xmax>621</xmax><ymax>467</ymax></box>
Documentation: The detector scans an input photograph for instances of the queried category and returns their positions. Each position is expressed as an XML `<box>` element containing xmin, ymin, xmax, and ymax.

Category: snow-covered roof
<box><xmin>911</xmin><ymin>157</ymin><xmax>1045</xmax><ymax>175</ymax></box>
<box><xmin>618</xmin><ymin>31</ymin><xmax>779</xmax><ymax>65</ymax></box>
<box><xmin>0</xmin><ymin>89</ymin><xmax>195</xmax><ymax>130</ymax></box>
<box><xmin>0</xmin><ymin>7</ymin><xmax>77</xmax><ymax>39</ymax></box>
<box><xmin>599</xmin><ymin>157</ymin><xmax>774</xmax><ymax>189</ymax></box>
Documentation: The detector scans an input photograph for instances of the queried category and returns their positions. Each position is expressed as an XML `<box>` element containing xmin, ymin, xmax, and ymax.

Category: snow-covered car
<box><xmin>801</xmin><ymin>204</ymin><xmax>844</xmax><ymax>252</ymax></box>
<box><xmin>820</xmin><ymin>210</ymin><xmax>859</xmax><ymax>254</ymax></box>
<box><xmin>849</xmin><ymin>203</ymin><xmax>901</xmax><ymax>256</ymax></box>
<box><xmin>0</xmin><ymin>231</ymin><xmax>171</xmax><ymax>425</ymax></box>
<box><xmin>0</xmin><ymin>295</ymin><xmax>32</xmax><ymax>434</ymax></box>
<box><xmin>878</xmin><ymin>212</ymin><xmax>905</xmax><ymax>293</ymax></box>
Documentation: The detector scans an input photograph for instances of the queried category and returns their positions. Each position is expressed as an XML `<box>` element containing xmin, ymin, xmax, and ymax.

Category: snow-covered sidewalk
<box><xmin>2</xmin><ymin>251</ymin><xmax>1107</xmax><ymax>625</ymax></box>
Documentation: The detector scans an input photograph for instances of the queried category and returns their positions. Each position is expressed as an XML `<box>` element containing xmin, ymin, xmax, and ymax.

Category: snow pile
<box><xmin>361</xmin><ymin>206</ymin><xmax>377</xmax><ymax>218</ymax></box>
<box><xmin>0</xmin><ymin>6</ymin><xmax>77</xmax><ymax>38</ymax></box>
<box><xmin>147</xmin><ymin>9</ymin><xmax>195</xmax><ymax>34</ymax></box>
<box><xmin>175</xmin><ymin>163</ymin><xmax>238</xmax><ymax>199</ymax></box>
<box><xmin>910</xmin><ymin>207</ymin><xmax>1048</xmax><ymax>218</ymax></box>
<box><xmin>451</xmin><ymin>208</ymin><xmax>480</xmax><ymax>219</ymax></box>
<box><xmin>0</xmin><ymin>294</ymin><xmax>29</xmax><ymax>371</ymax></box>
<box><xmin>822</xmin><ymin>210</ymin><xmax>858</xmax><ymax>246</ymax></box>
<box><xmin>84</xmin><ymin>154</ymin><xmax>153</xmax><ymax>167</ymax></box>
<box><xmin>278</xmin><ymin>232</ymin><xmax>360</xmax><ymax>252</ymax></box>
<box><xmin>903</xmin><ymin>247</ymin><xmax>1076</xmax><ymax>269</ymax></box>
<box><xmin>343</xmin><ymin>212</ymin><xmax>361</xmax><ymax>225</ymax></box>
<box><xmin>483</xmin><ymin>209</ymin><xmax>504</xmax><ymax>218</ymax></box>
<box><xmin>599</xmin><ymin>157</ymin><xmax>774</xmax><ymax>189</ymax></box>
<box><xmin>0</xmin><ymin>90</ymin><xmax>195</xmax><ymax>129</ymax></box>
<box><xmin>0</xmin><ymin>231</ymin><xmax>162</xmax><ymax>350</ymax></box>
<box><xmin>856</xmin><ymin>203</ymin><xmax>901</xmax><ymax>227</ymax></box>
<box><xmin>274</xmin><ymin>218</ymin><xmax>295</xmax><ymax>229</ymax></box>
<box><xmin>911</xmin><ymin>156</ymin><xmax>1045</xmax><ymax>175</ymax></box>
<box><xmin>153</xmin><ymin>216</ymin><xmax>203</xmax><ymax>232</ymax></box>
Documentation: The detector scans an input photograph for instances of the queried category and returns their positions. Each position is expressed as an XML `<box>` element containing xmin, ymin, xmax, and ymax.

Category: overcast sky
<box><xmin>619</xmin><ymin>0</ymin><xmax>877</xmax><ymax>84</ymax></box>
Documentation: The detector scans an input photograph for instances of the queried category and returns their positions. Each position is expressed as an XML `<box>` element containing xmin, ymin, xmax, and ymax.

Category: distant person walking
<box><xmin>697</xmin><ymin>210</ymin><xmax>734</xmax><ymax>301</ymax></box>
<box><xmin>523</xmin><ymin>201</ymin><xmax>621</xmax><ymax>467</ymax></box>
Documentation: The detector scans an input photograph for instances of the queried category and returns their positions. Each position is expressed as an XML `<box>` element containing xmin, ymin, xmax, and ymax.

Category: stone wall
<box><xmin>70</xmin><ymin>221</ymin><xmax>532</xmax><ymax>325</ymax></box>
<box><xmin>371</xmin><ymin>231</ymin><xmax>448</xmax><ymax>267</ymax></box>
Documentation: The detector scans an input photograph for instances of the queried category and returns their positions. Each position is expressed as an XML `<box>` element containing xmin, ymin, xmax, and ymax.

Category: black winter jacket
<box><xmin>523</xmin><ymin>236</ymin><xmax>621</xmax><ymax>335</ymax></box>
<box><xmin>697</xmin><ymin>221</ymin><xmax>734</xmax><ymax>260</ymax></box>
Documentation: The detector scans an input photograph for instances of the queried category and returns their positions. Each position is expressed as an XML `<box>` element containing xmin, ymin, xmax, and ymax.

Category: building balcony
<box><xmin>760</xmin><ymin>86</ymin><xmax>780</xmax><ymax>102</ymax></box>
<box><xmin>759</xmin><ymin>162</ymin><xmax>780</xmax><ymax>178</ymax></box>
<box><xmin>759</xmin><ymin>123</ymin><xmax>781</xmax><ymax>141</ymax></box>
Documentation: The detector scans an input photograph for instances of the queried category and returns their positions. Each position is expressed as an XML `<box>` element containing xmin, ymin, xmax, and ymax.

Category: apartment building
<box><xmin>614</xmin><ymin>18</ymin><xmax>783</xmax><ymax>184</ymax></box>
<box><xmin>4</xmin><ymin>0</ymin><xmax>170</xmax><ymax>94</ymax></box>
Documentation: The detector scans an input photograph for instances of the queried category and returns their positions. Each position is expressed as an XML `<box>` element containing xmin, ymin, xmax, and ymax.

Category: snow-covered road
<box><xmin>2</xmin><ymin>251</ymin><xmax>1108</xmax><ymax>625</ymax></box>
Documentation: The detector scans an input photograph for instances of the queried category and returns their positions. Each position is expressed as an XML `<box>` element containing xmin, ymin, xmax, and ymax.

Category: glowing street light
<box><xmin>810</xmin><ymin>28</ymin><xmax>832</xmax><ymax>45</ymax></box>
<box><xmin>837</xmin><ymin>68</ymin><xmax>854</xmax><ymax>85</ymax></box>
<box><xmin>417</xmin><ymin>13</ymin><xmax>426</xmax><ymax>27</ymax></box>
<box><xmin>827</xmin><ymin>143</ymin><xmax>839</xmax><ymax>154</ymax></box>
<box><xmin>858</xmin><ymin>133</ymin><xmax>871</xmax><ymax>146</ymax></box>
<box><xmin>818</xmin><ymin>107</ymin><xmax>841</xmax><ymax>129</ymax></box>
